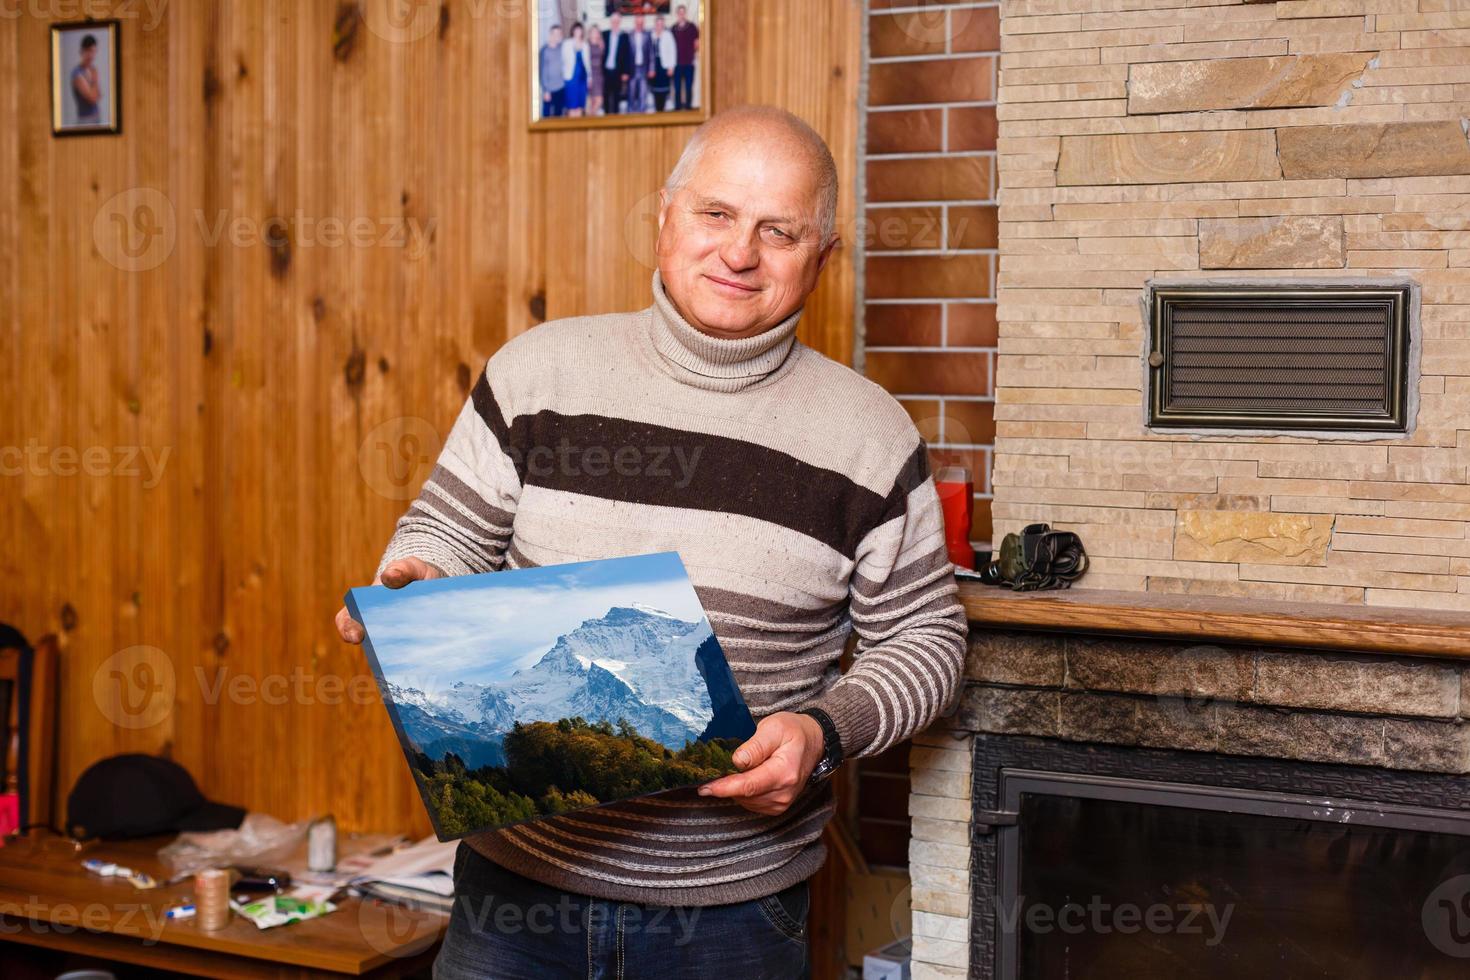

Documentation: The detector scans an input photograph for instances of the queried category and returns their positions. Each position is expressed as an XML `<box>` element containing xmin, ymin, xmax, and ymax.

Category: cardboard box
<box><xmin>845</xmin><ymin>868</ymin><xmax>910</xmax><ymax>967</ymax></box>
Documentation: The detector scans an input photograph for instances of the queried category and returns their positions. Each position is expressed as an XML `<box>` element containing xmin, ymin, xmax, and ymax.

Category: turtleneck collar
<box><xmin>645</xmin><ymin>270</ymin><xmax>803</xmax><ymax>393</ymax></box>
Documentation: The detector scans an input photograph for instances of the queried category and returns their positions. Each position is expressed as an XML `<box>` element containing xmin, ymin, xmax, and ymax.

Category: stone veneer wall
<box><xmin>905</xmin><ymin>724</ymin><xmax>978</xmax><ymax>979</ymax></box>
<box><xmin>990</xmin><ymin>0</ymin><xmax>1470</xmax><ymax>608</ymax></box>
<box><xmin>966</xmin><ymin>629</ymin><xmax>1470</xmax><ymax>772</ymax></box>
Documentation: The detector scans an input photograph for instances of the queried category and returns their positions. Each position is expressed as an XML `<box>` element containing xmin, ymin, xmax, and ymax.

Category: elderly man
<box><xmin>337</xmin><ymin>105</ymin><xmax>968</xmax><ymax>978</ymax></box>
<box><xmin>538</xmin><ymin>24</ymin><xmax>566</xmax><ymax>118</ymax></box>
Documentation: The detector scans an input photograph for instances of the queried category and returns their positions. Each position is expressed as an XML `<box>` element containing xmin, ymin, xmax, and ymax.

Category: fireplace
<box><xmin>970</xmin><ymin>734</ymin><xmax>1470</xmax><ymax>979</ymax></box>
<box><xmin>896</xmin><ymin>591</ymin><xmax>1470</xmax><ymax>980</ymax></box>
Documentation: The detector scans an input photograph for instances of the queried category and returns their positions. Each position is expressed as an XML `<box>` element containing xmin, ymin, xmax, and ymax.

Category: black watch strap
<box><xmin>797</xmin><ymin>706</ymin><xmax>844</xmax><ymax>785</ymax></box>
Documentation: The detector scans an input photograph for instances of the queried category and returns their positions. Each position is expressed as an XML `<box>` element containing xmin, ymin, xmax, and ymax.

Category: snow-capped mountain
<box><xmin>388</xmin><ymin>605</ymin><xmax>722</xmax><ymax>762</ymax></box>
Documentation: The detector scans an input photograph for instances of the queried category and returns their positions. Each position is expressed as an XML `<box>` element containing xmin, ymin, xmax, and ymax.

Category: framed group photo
<box><xmin>530</xmin><ymin>1</ymin><xmax>709</xmax><ymax>130</ymax></box>
<box><xmin>50</xmin><ymin>20</ymin><xmax>121</xmax><ymax>136</ymax></box>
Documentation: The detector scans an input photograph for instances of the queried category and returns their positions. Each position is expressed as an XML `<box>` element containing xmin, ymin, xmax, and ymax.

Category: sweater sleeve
<box><xmin>375</xmin><ymin>362</ymin><xmax>523</xmax><ymax>579</ymax></box>
<box><xmin>804</xmin><ymin>443</ymin><xmax>970</xmax><ymax>759</ymax></box>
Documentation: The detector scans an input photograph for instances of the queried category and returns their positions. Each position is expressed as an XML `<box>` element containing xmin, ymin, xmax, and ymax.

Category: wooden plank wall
<box><xmin>0</xmin><ymin>0</ymin><xmax>860</xmax><ymax>835</ymax></box>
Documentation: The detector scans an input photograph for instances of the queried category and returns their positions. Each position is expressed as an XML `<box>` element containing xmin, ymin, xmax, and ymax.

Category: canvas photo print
<box><xmin>346</xmin><ymin>551</ymin><xmax>755</xmax><ymax>840</ymax></box>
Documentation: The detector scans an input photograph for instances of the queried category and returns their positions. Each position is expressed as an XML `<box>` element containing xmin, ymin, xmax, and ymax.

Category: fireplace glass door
<box><xmin>992</xmin><ymin>769</ymin><xmax>1470</xmax><ymax>979</ymax></box>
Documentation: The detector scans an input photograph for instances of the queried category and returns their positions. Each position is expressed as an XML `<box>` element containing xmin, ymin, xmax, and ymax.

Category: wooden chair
<box><xmin>0</xmin><ymin>630</ymin><xmax>60</xmax><ymax>838</ymax></box>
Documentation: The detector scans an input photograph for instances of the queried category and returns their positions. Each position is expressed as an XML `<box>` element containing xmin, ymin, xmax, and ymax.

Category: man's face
<box><xmin>676</xmin><ymin>5</ymin><xmax>687</xmax><ymax>22</ymax></box>
<box><xmin>549</xmin><ymin>26</ymin><xmax>562</xmax><ymax>44</ymax></box>
<box><xmin>610</xmin><ymin>13</ymin><xmax>621</xmax><ymax>31</ymax></box>
<box><xmin>654</xmin><ymin>17</ymin><xmax>664</xmax><ymax>33</ymax></box>
<box><xmin>656</xmin><ymin>137</ymin><xmax>835</xmax><ymax>340</ymax></box>
<box><xmin>634</xmin><ymin>15</ymin><xmax>645</xmax><ymax>31</ymax></box>
<box><xmin>80</xmin><ymin>44</ymin><xmax>95</xmax><ymax>66</ymax></box>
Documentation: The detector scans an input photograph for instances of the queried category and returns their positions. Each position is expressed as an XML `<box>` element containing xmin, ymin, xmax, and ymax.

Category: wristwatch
<box><xmin>796</xmin><ymin>706</ymin><xmax>844</xmax><ymax>787</ymax></box>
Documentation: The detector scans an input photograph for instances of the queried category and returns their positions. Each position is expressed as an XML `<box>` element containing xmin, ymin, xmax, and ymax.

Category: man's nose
<box><xmin>718</xmin><ymin>229</ymin><xmax>760</xmax><ymax>272</ymax></box>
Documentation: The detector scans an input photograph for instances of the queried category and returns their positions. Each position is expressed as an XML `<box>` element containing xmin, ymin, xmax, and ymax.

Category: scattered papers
<box><xmin>350</xmin><ymin>835</ymin><xmax>457</xmax><ymax>898</ymax></box>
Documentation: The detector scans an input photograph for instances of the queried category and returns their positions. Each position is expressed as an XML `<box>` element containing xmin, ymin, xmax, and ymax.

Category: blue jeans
<box><xmin>432</xmin><ymin>842</ymin><xmax>811</xmax><ymax>979</ymax></box>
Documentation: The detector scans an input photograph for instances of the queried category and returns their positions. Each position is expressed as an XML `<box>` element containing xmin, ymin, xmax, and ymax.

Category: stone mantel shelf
<box><xmin>957</xmin><ymin>582</ymin><xmax>1470</xmax><ymax>660</ymax></box>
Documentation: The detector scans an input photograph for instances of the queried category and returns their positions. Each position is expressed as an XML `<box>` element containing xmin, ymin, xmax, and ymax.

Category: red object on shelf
<box><xmin>0</xmin><ymin>794</ymin><xmax>17</xmax><ymax>841</ymax></box>
<box><xmin>935</xmin><ymin>466</ymin><xmax>977</xmax><ymax>571</ymax></box>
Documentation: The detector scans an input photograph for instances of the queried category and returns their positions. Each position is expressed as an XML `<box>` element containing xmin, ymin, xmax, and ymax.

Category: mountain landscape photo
<box><xmin>346</xmin><ymin>552</ymin><xmax>756</xmax><ymax>838</ymax></box>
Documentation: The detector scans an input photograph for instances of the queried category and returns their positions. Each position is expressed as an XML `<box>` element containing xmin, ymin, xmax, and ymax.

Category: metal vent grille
<box><xmin>1148</xmin><ymin>286</ymin><xmax>1412</xmax><ymax>431</ymax></box>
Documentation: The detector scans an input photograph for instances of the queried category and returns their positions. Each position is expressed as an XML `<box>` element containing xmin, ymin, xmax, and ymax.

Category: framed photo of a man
<box><xmin>530</xmin><ymin>1</ymin><xmax>709</xmax><ymax>130</ymax></box>
<box><xmin>50</xmin><ymin>20</ymin><xmax>121</xmax><ymax>136</ymax></box>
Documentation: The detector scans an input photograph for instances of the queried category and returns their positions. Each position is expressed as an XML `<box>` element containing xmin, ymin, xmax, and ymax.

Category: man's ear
<box><xmin>816</xmin><ymin>234</ymin><xmax>839</xmax><ymax>274</ymax></box>
<box><xmin>657</xmin><ymin>188</ymin><xmax>671</xmax><ymax>233</ymax></box>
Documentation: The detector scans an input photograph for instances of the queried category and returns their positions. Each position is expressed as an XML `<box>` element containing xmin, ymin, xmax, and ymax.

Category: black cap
<box><xmin>65</xmin><ymin>754</ymin><xmax>246</xmax><ymax>841</ymax></box>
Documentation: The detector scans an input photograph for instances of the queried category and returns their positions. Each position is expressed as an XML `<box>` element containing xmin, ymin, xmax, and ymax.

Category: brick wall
<box><xmin>856</xmin><ymin>7</ymin><xmax>1000</xmax><ymax>976</ymax></box>
<box><xmin>991</xmin><ymin>0</ymin><xmax>1470</xmax><ymax>609</ymax></box>
<box><xmin>862</xmin><ymin>0</ymin><xmax>1002</xmax><ymax>551</ymax></box>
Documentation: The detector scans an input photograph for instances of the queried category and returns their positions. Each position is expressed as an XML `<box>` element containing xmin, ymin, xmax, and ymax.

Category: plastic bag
<box><xmin>157</xmin><ymin>812</ymin><xmax>307</xmax><ymax>876</ymax></box>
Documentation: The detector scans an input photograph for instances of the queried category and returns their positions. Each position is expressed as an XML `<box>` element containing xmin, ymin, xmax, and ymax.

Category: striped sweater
<box><xmin>375</xmin><ymin>271</ymin><xmax>969</xmax><ymax>906</ymax></box>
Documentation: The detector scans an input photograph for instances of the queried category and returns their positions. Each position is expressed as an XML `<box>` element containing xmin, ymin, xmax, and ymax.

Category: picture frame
<box><xmin>50</xmin><ymin>20</ymin><xmax>121</xmax><ymax>137</ymax></box>
<box><xmin>530</xmin><ymin>1</ymin><xmax>710</xmax><ymax>131</ymax></box>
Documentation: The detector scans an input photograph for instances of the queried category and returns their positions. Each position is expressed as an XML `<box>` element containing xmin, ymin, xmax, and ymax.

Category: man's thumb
<box><xmin>732</xmin><ymin>722</ymin><xmax>781</xmax><ymax>769</ymax></box>
<box><xmin>380</xmin><ymin>559</ymin><xmax>419</xmax><ymax>587</ymax></box>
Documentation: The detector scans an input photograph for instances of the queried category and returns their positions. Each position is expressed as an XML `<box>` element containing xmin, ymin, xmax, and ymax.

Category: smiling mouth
<box><xmin>703</xmin><ymin>274</ymin><xmax>760</xmax><ymax>294</ymax></box>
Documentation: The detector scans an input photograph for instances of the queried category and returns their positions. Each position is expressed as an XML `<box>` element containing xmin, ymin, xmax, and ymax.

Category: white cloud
<box><xmin>358</xmin><ymin>574</ymin><xmax>705</xmax><ymax>690</ymax></box>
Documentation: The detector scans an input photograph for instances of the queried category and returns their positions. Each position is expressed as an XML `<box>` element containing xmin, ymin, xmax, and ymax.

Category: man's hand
<box><xmin>334</xmin><ymin>557</ymin><xmax>443</xmax><ymax>644</ymax></box>
<box><xmin>697</xmin><ymin>711</ymin><xmax>825</xmax><ymax>816</ymax></box>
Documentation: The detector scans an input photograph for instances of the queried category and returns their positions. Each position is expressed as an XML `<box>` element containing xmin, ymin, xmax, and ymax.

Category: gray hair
<box><xmin>664</xmin><ymin>105</ymin><xmax>839</xmax><ymax>244</ymax></box>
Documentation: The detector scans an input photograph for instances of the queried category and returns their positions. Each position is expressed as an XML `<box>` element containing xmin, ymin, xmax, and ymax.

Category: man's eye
<box><xmin>769</xmin><ymin>227</ymin><xmax>791</xmax><ymax>240</ymax></box>
<box><xmin>703</xmin><ymin>210</ymin><xmax>726</xmax><ymax>220</ymax></box>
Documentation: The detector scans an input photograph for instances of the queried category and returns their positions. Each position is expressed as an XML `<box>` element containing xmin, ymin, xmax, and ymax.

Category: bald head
<box><xmin>664</xmin><ymin>105</ymin><xmax>838</xmax><ymax>243</ymax></box>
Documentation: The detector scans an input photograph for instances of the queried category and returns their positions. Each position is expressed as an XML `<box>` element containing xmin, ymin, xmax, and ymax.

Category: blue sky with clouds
<box><xmin>348</xmin><ymin>552</ymin><xmax>708</xmax><ymax>691</ymax></box>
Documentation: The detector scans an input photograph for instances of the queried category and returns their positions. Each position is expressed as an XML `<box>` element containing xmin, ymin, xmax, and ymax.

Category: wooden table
<box><xmin>0</xmin><ymin>833</ymin><xmax>447</xmax><ymax>978</ymax></box>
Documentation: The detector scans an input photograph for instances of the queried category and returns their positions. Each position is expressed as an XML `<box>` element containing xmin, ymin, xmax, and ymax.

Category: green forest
<box><xmin>411</xmin><ymin>716</ymin><xmax>744</xmax><ymax>836</ymax></box>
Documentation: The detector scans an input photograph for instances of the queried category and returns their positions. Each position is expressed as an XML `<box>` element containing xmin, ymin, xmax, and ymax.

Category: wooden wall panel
<box><xmin>0</xmin><ymin>0</ymin><xmax>861</xmax><ymax>835</ymax></box>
